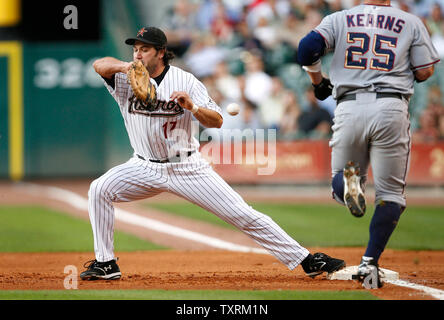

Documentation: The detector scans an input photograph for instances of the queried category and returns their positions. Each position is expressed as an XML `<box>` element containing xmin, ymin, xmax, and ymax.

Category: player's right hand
<box><xmin>313</xmin><ymin>77</ymin><xmax>333</xmax><ymax>101</ymax></box>
<box><xmin>121</xmin><ymin>61</ymin><xmax>133</xmax><ymax>74</ymax></box>
<box><xmin>170</xmin><ymin>91</ymin><xmax>193</xmax><ymax>111</ymax></box>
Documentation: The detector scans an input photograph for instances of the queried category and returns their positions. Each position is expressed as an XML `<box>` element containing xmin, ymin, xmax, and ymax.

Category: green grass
<box><xmin>0</xmin><ymin>290</ymin><xmax>378</xmax><ymax>300</ymax></box>
<box><xmin>0</xmin><ymin>206</ymin><xmax>166</xmax><ymax>252</ymax></box>
<box><xmin>145</xmin><ymin>202</ymin><xmax>444</xmax><ymax>250</ymax></box>
<box><xmin>147</xmin><ymin>202</ymin><xmax>238</xmax><ymax>229</ymax></box>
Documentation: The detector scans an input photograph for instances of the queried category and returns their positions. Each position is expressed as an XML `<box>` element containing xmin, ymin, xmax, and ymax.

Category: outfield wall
<box><xmin>205</xmin><ymin>141</ymin><xmax>444</xmax><ymax>186</ymax></box>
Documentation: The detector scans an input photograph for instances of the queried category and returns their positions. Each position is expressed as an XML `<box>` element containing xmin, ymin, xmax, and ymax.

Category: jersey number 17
<box><xmin>345</xmin><ymin>32</ymin><xmax>397</xmax><ymax>71</ymax></box>
<box><xmin>162</xmin><ymin>121</ymin><xmax>177</xmax><ymax>139</ymax></box>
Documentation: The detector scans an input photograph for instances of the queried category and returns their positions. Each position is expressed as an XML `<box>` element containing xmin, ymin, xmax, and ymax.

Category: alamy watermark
<box><xmin>63</xmin><ymin>5</ymin><xmax>78</xmax><ymax>30</ymax></box>
<box><xmin>165</xmin><ymin>121</ymin><xmax>277</xmax><ymax>175</ymax></box>
<box><xmin>362</xmin><ymin>267</ymin><xmax>380</xmax><ymax>289</ymax></box>
<box><xmin>64</xmin><ymin>265</ymin><xmax>78</xmax><ymax>289</ymax></box>
<box><xmin>200</xmin><ymin>127</ymin><xmax>277</xmax><ymax>175</ymax></box>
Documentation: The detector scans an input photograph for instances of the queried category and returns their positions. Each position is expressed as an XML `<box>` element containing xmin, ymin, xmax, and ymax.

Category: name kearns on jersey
<box><xmin>128</xmin><ymin>94</ymin><xmax>184</xmax><ymax>117</ymax></box>
<box><xmin>346</xmin><ymin>14</ymin><xmax>405</xmax><ymax>33</ymax></box>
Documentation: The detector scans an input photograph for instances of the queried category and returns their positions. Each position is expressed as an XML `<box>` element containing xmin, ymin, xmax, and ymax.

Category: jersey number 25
<box><xmin>345</xmin><ymin>32</ymin><xmax>397</xmax><ymax>71</ymax></box>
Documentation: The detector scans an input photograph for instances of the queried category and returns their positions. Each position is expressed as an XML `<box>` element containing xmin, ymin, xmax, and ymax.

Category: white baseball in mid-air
<box><xmin>226</xmin><ymin>103</ymin><xmax>240</xmax><ymax>116</ymax></box>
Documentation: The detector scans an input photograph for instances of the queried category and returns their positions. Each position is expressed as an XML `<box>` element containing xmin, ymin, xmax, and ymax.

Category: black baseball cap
<box><xmin>125</xmin><ymin>26</ymin><xmax>167</xmax><ymax>47</ymax></box>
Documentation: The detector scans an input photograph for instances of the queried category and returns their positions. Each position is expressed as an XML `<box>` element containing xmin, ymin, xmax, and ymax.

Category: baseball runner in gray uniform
<box><xmin>79</xmin><ymin>26</ymin><xmax>346</xmax><ymax>281</ymax></box>
<box><xmin>297</xmin><ymin>0</ymin><xmax>439</xmax><ymax>288</ymax></box>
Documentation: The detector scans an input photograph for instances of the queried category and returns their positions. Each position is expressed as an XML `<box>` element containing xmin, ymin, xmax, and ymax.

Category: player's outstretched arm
<box><xmin>93</xmin><ymin>57</ymin><xmax>132</xmax><ymax>79</ymax></box>
<box><xmin>192</xmin><ymin>107</ymin><xmax>223</xmax><ymax>128</ymax></box>
<box><xmin>170</xmin><ymin>91</ymin><xmax>223</xmax><ymax>128</ymax></box>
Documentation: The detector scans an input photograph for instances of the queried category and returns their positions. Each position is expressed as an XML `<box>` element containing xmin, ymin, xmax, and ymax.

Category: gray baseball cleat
<box><xmin>343</xmin><ymin>161</ymin><xmax>366</xmax><ymax>217</ymax></box>
<box><xmin>80</xmin><ymin>258</ymin><xmax>121</xmax><ymax>280</ymax></box>
<box><xmin>352</xmin><ymin>256</ymin><xmax>383</xmax><ymax>289</ymax></box>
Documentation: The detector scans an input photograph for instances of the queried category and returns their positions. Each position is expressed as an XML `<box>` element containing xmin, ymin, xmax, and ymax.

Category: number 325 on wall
<box><xmin>345</xmin><ymin>32</ymin><xmax>397</xmax><ymax>71</ymax></box>
<box><xmin>34</xmin><ymin>58</ymin><xmax>103</xmax><ymax>89</ymax></box>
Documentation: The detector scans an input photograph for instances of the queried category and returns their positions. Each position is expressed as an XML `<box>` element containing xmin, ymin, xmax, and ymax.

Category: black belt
<box><xmin>337</xmin><ymin>92</ymin><xmax>403</xmax><ymax>105</ymax></box>
<box><xmin>137</xmin><ymin>151</ymin><xmax>194</xmax><ymax>163</ymax></box>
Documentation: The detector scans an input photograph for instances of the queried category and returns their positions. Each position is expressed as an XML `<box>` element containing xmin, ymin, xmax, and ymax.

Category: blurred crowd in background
<box><xmin>152</xmin><ymin>0</ymin><xmax>444</xmax><ymax>142</ymax></box>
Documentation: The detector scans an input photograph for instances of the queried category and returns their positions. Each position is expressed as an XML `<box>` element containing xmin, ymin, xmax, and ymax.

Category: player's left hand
<box><xmin>313</xmin><ymin>77</ymin><xmax>333</xmax><ymax>100</ymax></box>
<box><xmin>170</xmin><ymin>91</ymin><xmax>193</xmax><ymax>111</ymax></box>
<box><xmin>127</xmin><ymin>60</ymin><xmax>157</xmax><ymax>105</ymax></box>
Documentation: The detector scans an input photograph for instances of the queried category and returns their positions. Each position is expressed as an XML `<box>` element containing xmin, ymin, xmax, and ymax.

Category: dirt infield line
<box><xmin>17</xmin><ymin>182</ymin><xmax>444</xmax><ymax>300</ymax></box>
<box><xmin>385</xmin><ymin>280</ymin><xmax>444</xmax><ymax>300</ymax></box>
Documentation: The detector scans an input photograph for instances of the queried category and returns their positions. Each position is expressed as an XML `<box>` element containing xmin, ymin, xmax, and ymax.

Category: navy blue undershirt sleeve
<box><xmin>297</xmin><ymin>31</ymin><xmax>326</xmax><ymax>66</ymax></box>
<box><xmin>103</xmin><ymin>74</ymin><xmax>116</xmax><ymax>90</ymax></box>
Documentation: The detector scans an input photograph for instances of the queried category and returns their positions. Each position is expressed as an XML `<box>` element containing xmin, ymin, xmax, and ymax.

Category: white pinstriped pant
<box><xmin>88</xmin><ymin>153</ymin><xmax>310</xmax><ymax>269</ymax></box>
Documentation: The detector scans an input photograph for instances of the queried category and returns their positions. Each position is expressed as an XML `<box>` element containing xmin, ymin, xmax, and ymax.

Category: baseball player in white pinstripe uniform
<box><xmin>80</xmin><ymin>26</ymin><xmax>345</xmax><ymax>281</ymax></box>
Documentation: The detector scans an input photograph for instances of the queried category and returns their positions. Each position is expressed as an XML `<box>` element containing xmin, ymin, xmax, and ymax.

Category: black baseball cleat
<box><xmin>302</xmin><ymin>253</ymin><xmax>346</xmax><ymax>278</ymax></box>
<box><xmin>343</xmin><ymin>161</ymin><xmax>366</xmax><ymax>218</ymax></box>
<box><xmin>352</xmin><ymin>256</ymin><xmax>383</xmax><ymax>289</ymax></box>
<box><xmin>80</xmin><ymin>258</ymin><xmax>121</xmax><ymax>280</ymax></box>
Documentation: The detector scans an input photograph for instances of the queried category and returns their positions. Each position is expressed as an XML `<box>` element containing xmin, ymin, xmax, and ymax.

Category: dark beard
<box><xmin>146</xmin><ymin>63</ymin><xmax>156</xmax><ymax>75</ymax></box>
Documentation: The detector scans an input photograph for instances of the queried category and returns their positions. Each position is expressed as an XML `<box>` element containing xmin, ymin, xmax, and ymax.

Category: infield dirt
<box><xmin>0</xmin><ymin>249</ymin><xmax>443</xmax><ymax>300</ymax></box>
<box><xmin>0</xmin><ymin>180</ymin><xmax>443</xmax><ymax>300</ymax></box>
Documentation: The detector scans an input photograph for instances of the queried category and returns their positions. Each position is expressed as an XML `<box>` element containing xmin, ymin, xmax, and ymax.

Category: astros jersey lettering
<box><xmin>314</xmin><ymin>4</ymin><xmax>440</xmax><ymax>98</ymax></box>
<box><xmin>105</xmin><ymin>65</ymin><xmax>221</xmax><ymax>160</ymax></box>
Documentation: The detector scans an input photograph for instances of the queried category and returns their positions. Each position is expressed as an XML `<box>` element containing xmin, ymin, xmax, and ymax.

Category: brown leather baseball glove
<box><xmin>127</xmin><ymin>60</ymin><xmax>157</xmax><ymax>106</ymax></box>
